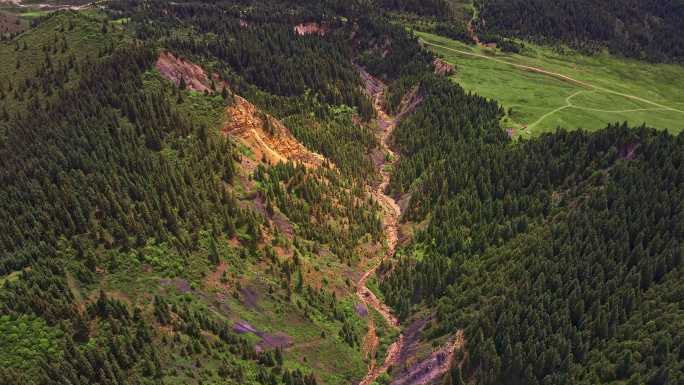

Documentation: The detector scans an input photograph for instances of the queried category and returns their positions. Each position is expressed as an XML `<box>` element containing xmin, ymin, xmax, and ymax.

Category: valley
<box><xmin>356</xmin><ymin>69</ymin><xmax>404</xmax><ymax>385</ymax></box>
<box><xmin>1</xmin><ymin>1</ymin><xmax>684</xmax><ymax>385</ymax></box>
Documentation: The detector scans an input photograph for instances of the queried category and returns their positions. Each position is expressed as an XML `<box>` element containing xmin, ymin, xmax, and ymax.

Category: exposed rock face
<box><xmin>433</xmin><ymin>58</ymin><xmax>455</xmax><ymax>76</ymax></box>
<box><xmin>391</xmin><ymin>331</ymin><xmax>465</xmax><ymax>385</ymax></box>
<box><xmin>155</xmin><ymin>51</ymin><xmax>226</xmax><ymax>93</ymax></box>
<box><xmin>223</xmin><ymin>95</ymin><xmax>325</xmax><ymax>169</ymax></box>
<box><xmin>294</xmin><ymin>22</ymin><xmax>329</xmax><ymax>36</ymax></box>
<box><xmin>154</xmin><ymin>51</ymin><xmax>323</xmax><ymax>169</ymax></box>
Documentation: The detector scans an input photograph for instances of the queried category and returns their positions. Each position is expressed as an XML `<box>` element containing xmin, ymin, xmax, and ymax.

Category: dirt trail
<box><xmin>356</xmin><ymin>68</ymin><xmax>405</xmax><ymax>385</ymax></box>
<box><xmin>8</xmin><ymin>0</ymin><xmax>108</xmax><ymax>10</ymax></box>
<box><xmin>421</xmin><ymin>40</ymin><xmax>684</xmax><ymax>115</ymax></box>
<box><xmin>528</xmin><ymin>90</ymin><xmax>672</xmax><ymax>130</ymax></box>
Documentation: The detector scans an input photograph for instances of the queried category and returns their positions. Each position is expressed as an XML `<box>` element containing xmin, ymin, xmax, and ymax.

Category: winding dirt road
<box><xmin>7</xmin><ymin>0</ymin><xmax>108</xmax><ymax>10</ymax></box>
<box><xmin>356</xmin><ymin>69</ymin><xmax>405</xmax><ymax>385</ymax></box>
<box><xmin>421</xmin><ymin>39</ymin><xmax>684</xmax><ymax>115</ymax></box>
<box><xmin>527</xmin><ymin>90</ymin><xmax>673</xmax><ymax>130</ymax></box>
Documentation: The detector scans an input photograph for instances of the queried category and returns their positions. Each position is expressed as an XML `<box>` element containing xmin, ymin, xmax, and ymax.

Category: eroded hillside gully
<box><xmin>356</xmin><ymin>69</ymin><xmax>463</xmax><ymax>385</ymax></box>
<box><xmin>154</xmin><ymin>48</ymin><xmax>454</xmax><ymax>383</ymax></box>
<box><xmin>356</xmin><ymin>69</ymin><xmax>404</xmax><ymax>385</ymax></box>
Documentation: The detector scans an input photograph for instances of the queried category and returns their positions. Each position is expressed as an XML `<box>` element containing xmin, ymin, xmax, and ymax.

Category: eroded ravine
<box><xmin>356</xmin><ymin>69</ymin><xmax>405</xmax><ymax>385</ymax></box>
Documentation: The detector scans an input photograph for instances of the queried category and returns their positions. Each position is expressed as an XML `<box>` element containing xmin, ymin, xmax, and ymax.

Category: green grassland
<box><xmin>17</xmin><ymin>10</ymin><xmax>52</xmax><ymax>18</ymax></box>
<box><xmin>416</xmin><ymin>31</ymin><xmax>684</xmax><ymax>137</ymax></box>
<box><xmin>96</xmin><ymin>235</ymin><xmax>369</xmax><ymax>385</ymax></box>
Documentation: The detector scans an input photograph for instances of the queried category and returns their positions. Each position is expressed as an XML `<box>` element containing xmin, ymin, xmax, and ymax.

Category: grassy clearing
<box><xmin>416</xmin><ymin>31</ymin><xmax>684</xmax><ymax>136</ymax></box>
<box><xmin>142</xmin><ymin>69</ymin><xmax>230</xmax><ymax>132</ymax></box>
<box><xmin>198</xmin><ymin>281</ymin><xmax>367</xmax><ymax>385</ymax></box>
<box><xmin>17</xmin><ymin>10</ymin><xmax>51</xmax><ymax>18</ymax></box>
<box><xmin>103</xmin><ymin>252</ymin><xmax>367</xmax><ymax>385</ymax></box>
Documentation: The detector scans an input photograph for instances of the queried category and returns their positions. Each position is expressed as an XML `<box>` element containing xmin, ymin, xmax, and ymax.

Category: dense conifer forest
<box><xmin>476</xmin><ymin>0</ymin><xmax>684</xmax><ymax>61</ymax></box>
<box><xmin>372</xmin><ymin>16</ymin><xmax>684</xmax><ymax>385</ymax></box>
<box><xmin>1</xmin><ymin>1</ymin><xmax>683</xmax><ymax>385</ymax></box>
<box><xmin>0</xmin><ymin>2</ymin><xmax>384</xmax><ymax>383</ymax></box>
<box><xmin>0</xmin><ymin>41</ymin><xmax>267</xmax><ymax>384</ymax></box>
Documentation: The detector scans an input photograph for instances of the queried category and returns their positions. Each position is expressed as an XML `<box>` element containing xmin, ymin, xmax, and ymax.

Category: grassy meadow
<box><xmin>416</xmin><ymin>31</ymin><xmax>684</xmax><ymax>137</ymax></box>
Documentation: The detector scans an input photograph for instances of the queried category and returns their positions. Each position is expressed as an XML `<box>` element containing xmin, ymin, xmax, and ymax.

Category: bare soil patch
<box><xmin>223</xmin><ymin>95</ymin><xmax>325</xmax><ymax>168</ymax></box>
<box><xmin>294</xmin><ymin>22</ymin><xmax>329</xmax><ymax>36</ymax></box>
<box><xmin>271</xmin><ymin>210</ymin><xmax>294</xmax><ymax>239</ymax></box>
<box><xmin>239</xmin><ymin>286</ymin><xmax>260</xmax><ymax>309</ymax></box>
<box><xmin>160</xmin><ymin>277</ymin><xmax>192</xmax><ymax>293</ymax></box>
<box><xmin>0</xmin><ymin>12</ymin><xmax>25</xmax><ymax>35</ymax></box>
<box><xmin>204</xmin><ymin>260</ymin><xmax>232</xmax><ymax>293</ymax></box>
<box><xmin>618</xmin><ymin>142</ymin><xmax>639</xmax><ymax>160</ymax></box>
<box><xmin>395</xmin><ymin>85</ymin><xmax>423</xmax><ymax>124</ymax></box>
<box><xmin>233</xmin><ymin>320</ymin><xmax>258</xmax><ymax>334</ymax></box>
<box><xmin>433</xmin><ymin>58</ymin><xmax>455</xmax><ymax>76</ymax></box>
<box><xmin>356</xmin><ymin>302</ymin><xmax>369</xmax><ymax>317</ymax></box>
<box><xmin>232</xmin><ymin>320</ymin><xmax>293</xmax><ymax>352</ymax></box>
<box><xmin>155</xmin><ymin>51</ymin><xmax>227</xmax><ymax>93</ymax></box>
<box><xmin>257</xmin><ymin>331</ymin><xmax>293</xmax><ymax>352</ymax></box>
<box><xmin>467</xmin><ymin>20</ymin><xmax>479</xmax><ymax>45</ymax></box>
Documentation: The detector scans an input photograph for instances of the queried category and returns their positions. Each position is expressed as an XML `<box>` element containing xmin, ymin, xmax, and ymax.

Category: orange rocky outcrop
<box><xmin>154</xmin><ymin>51</ymin><xmax>322</xmax><ymax>169</ymax></box>
<box><xmin>223</xmin><ymin>95</ymin><xmax>324</xmax><ymax>169</ymax></box>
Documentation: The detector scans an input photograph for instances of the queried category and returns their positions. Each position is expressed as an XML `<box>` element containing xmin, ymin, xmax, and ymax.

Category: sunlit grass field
<box><xmin>416</xmin><ymin>31</ymin><xmax>684</xmax><ymax>137</ymax></box>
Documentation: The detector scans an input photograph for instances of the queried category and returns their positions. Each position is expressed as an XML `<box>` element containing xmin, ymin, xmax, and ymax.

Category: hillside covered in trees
<box><xmin>1</xmin><ymin>1</ymin><xmax>683</xmax><ymax>385</ymax></box>
<box><xmin>373</xmin><ymin>17</ymin><xmax>684</xmax><ymax>385</ymax></box>
<box><xmin>476</xmin><ymin>0</ymin><xmax>684</xmax><ymax>61</ymax></box>
<box><xmin>0</xmin><ymin>2</ymin><xmax>388</xmax><ymax>384</ymax></box>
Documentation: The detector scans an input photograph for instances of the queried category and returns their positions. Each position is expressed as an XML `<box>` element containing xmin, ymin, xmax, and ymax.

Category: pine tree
<box><xmin>209</xmin><ymin>236</ymin><xmax>220</xmax><ymax>266</ymax></box>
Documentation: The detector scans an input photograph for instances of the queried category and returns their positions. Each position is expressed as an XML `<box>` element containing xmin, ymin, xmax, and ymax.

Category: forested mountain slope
<box><xmin>377</xmin><ymin>28</ymin><xmax>684</xmax><ymax>385</ymax></box>
<box><xmin>475</xmin><ymin>0</ymin><xmax>684</xmax><ymax>61</ymax></box>
<box><xmin>1</xmin><ymin>1</ymin><xmax>683</xmax><ymax>385</ymax></box>
<box><xmin>0</xmin><ymin>3</ymin><xmax>387</xmax><ymax>384</ymax></box>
